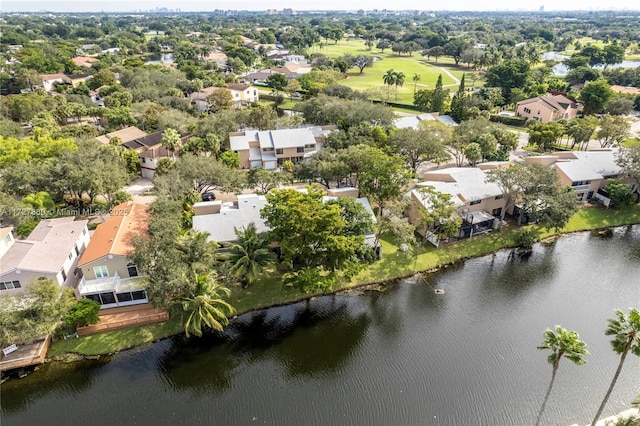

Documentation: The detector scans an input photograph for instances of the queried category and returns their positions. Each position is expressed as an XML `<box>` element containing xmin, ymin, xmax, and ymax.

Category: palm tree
<box><xmin>412</xmin><ymin>73</ymin><xmax>421</xmax><ymax>94</ymax></box>
<box><xmin>591</xmin><ymin>308</ymin><xmax>640</xmax><ymax>426</ymax></box>
<box><xmin>181</xmin><ymin>272</ymin><xmax>235</xmax><ymax>337</ymax></box>
<box><xmin>161</xmin><ymin>128</ymin><xmax>182</xmax><ymax>160</ymax></box>
<box><xmin>536</xmin><ymin>326</ymin><xmax>588</xmax><ymax>426</ymax></box>
<box><xmin>382</xmin><ymin>69</ymin><xmax>397</xmax><ymax>102</ymax></box>
<box><xmin>227</xmin><ymin>223</ymin><xmax>276</xmax><ymax>288</ymax></box>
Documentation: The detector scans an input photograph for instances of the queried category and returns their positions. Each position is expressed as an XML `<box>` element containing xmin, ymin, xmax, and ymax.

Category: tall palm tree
<box><xmin>227</xmin><ymin>222</ymin><xmax>276</xmax><ymax>288</ymax></box>
<box><xmin>536</xmin><ymin>326</ymin><xmax>588</xmax><ymax>426</ymax></box>
<box><xmin>181</xmin><ymin>272</ymin><xmax>235</xmax><ymax>337</ymax></box>
<box><xmin>382</xmin><ymin>69</ymin><xmax>397</xmax><ymax>102</ymax></box>
<box><xmin>591</xmin><ymin>308</ymin><xmax>640</xmax><ymax>426</ymax></box>
<box><xmin>412</xmin><ymin>73</ymin><xmax>421</xmax><ymax>94</ymax></box>
<box><xmin>161</xmin><ymin>128</ymin><xmax>182</xmax><ymax>160</ymax></box>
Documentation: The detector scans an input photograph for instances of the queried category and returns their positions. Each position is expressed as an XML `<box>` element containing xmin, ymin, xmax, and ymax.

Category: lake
<box><xmin>2</xmin><ymin>227</ymin><xmax>640</xmax><ymax>426</ymax></box>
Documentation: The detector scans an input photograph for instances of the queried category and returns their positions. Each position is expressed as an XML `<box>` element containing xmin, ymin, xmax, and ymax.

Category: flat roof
<box><xmin>416</xmin><ymin>168</ymin><xmax>503</xmax><ymax>203</ymax></box>
<box><xmin>554</xmin><ymin>150</ymin><xmax>621</xmax><ymax>182</ymax></box>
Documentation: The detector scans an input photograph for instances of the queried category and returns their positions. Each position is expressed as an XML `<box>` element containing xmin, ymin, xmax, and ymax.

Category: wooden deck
<box><xmin>76</xmin><ymin>303</ymin><xmax>169</xmax><ymax>336</ymax></box>
<box><xmin>0</xmin><ymin>336</ymin><xmax>51</xmax><ymax>372</ymax></box>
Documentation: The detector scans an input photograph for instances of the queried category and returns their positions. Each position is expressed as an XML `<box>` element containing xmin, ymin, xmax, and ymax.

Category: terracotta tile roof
<box><xmin>78</xmin><ymin>203</ymin><xmax>149</xmax><ymax>267</ymax></box>
<box><xmin>96</xmin><ymin>126</ymin><xmax>147</xmax><ymax>145</ymax></box>
<box><xmin>39</xmin><ymin>73</ymin><xmax>68</xmax><ymax>81</ymax></box>
<box><xmin>611</xmin><ymin>85</ymin><xmax>640</xmax><ymax>95</ymax></box>
<box><xmin>72</xmin><ymin>56</ymin><xmax>99</xmax><ymax>67</ymax></box>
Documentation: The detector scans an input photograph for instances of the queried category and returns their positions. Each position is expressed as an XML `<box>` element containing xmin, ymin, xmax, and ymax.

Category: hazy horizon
<box><xmin>2</xmin><ymin>0</ymin><xmax>640</xmax><ymax>13</ymax></box>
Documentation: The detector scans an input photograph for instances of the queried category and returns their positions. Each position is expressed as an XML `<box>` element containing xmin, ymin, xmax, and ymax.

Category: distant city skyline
<box><xmin>2</xmin><ymin>0</ymin><xmax>640</xmax><ymax>13</ymax></box>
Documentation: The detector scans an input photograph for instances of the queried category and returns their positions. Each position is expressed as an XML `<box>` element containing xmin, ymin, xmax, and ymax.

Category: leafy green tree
<box><xmin>351</xmin><ymin>55</ymin><xmax>374</xmax><ymax>74</ymax></box>
<box><xmin>181</xmin><ymin>272</ymin><xmax>235</xmax><ymax>337</ymax></box>
<box><xmin>326</xmin><ymin>197</ymin><xmax>375</xmax><ymax>237</ymax></box>
<box><xmin>485</xmin><ymin>59</ymin><xmax>531</xmax><ymax>103</ymax></box>
<box><xmin>261</xmin><ymin>187</ymin><xmax>364</xmax><ymax>291</ymax></box>
<box><xmin>219</xmin><ymin>150</ymin><xmax>240</xmax><ymax>168</ymax></box>
<box><xmin>536</xmin><ymin>326</ymin><xmax>588</xmax><ymax>426</ymax></box>
<box><xmin>65</xmin><ymin>299</ymin><xmax>101</xmax><ymax>328</ymax></box>
<box><xmin>247</xmin><ymin>167</ymin><xmax>287</xmax><ymax>194</ymax></box>
<box><xmin>206</xmin><ymin>88</ymin><xmax>234</xmax><ymax>113</ymax></box>
<box><xmin>430</xmin><ymin>74</ymin><xmax>449</xmax><ymax>114</ymax></box>
<box><xmin>606</xmin><ymin>98</ymin><xmax>635</xmax><ymax>116</ymax></box>
<box><xmin>591</xmin><ymin>308</ymin><xmax>640</xmax><ymax>426</ymax></box>
<box><xmin>414</xmin><ymin>89</ymin><xmax>434</xmax><ymax>112</ymax></box>
<box><xmin>416</xmin><ymin>186</ymin><xmax>462</xmax><ymax>245</ymax></box>
<box><xmin>485</xmin><ymin>165</ymin><xmax>524</xmax><ymax>226</ymax></box>
<box><xmin>443</xmin><ymin>37</ymin><xmax>471</xmax><ymax>65</ymax></box>
<box><xmin>21</xmin><ymin>191</ymin><xmax>55</xmax><ymax>210</ymax></box>
<box><xmin>0</xmin><ymin>132</ymin><xmax>77</xmax><ymax>168</ymax></box>
<box><xmin>266</xmin><ymin>73</ymin><xmax>289</xmax><ymax>94</ymax></box>
<box><xmin>604</xmin><ymin>179</ymin><xmax>635</xmax><ymax>208</ymax></box>
<box><xmin>580</xmin><ymin>79</ymin><xmax>614</xmax><ymax>115</ymax></box>
<box><xmin>358</xmin><ymin>148</ymin><xmax>411</xmax><ymax>219</ymax></box>
<box><xmin>227</xmin><ymin>223</ymin><xmax>276</xmax><ymax>287</ymax></box>
<box><xmin>566</xmin><ymin>117</ymin><xmax>598</xmax><ymax>150</ymax></box>
<box><xmin>382</xmin><ymin>69</ymin><xmax>397</xmax><ymax>102</ymax></box>
<box><xmin>602</xmin><ymin>44</ymin><xmax>625</xmax><ymax>70</ymax></box>
<box><xmin>463</xmin><ymin>142</ymin><xmax>482</xmax><ymax>166</ymax></box>
<box><xmin>616</xmin><ymin>146</ymin><xmax>640</xmax><ymax>195</ymax></box>
<box><xmin>528</xmin><ymin>121</ymin><xmax>565</xmax><ymax>152</ymax></box>
<box><xmin>103</xmin><ymin>107</ymin><xmax>136</xmax><ymax>129</ymax></box>
<box><xmin>597</xmin><ymin>115</ymin><xmax>630</xmax><ymax>148</ymax></box>
<box><xmin>388</xmin><ymin>122</ymin><xmax>450</xmax><ymax>172</ymax></box>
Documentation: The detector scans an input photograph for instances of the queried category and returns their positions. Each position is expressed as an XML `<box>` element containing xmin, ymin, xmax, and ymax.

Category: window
<box><xmin>296</xmin><ymin>147</ymin><xmax>304</xmax><ymax>153</ymax></box>
<box><xmin>127</xmin><ymin>263</ymin><xmax>139</xmax><ymax>277</ymax></box>
<box><xmin>69</xmin><ymin>252</ymin><xmax>73</xmax><ymax>260</ymax></box>
<box><xmin>494</xmin><ymin>195</ymin><xmax>504</xmax><ymax>200</ymax></box>
<box><xmin>83</xmin><ymin>228</ymin><xmax>87</xmax><ymax>235</ymax></box>
<box><xmin>276</xmin><ymin>148</ymin><xmax>283</xmax><ymax>155</ymax></box>
<box><xmin>94</xmin><ymin>265</ymin><xmax>109</xmax><ymax>278</ymax></box>
<box><xmin>524</xmin><ymin>107</ymin><xmax>531</xmax><ymax>114</ymax></box>
<box><xmin>0</xmin><ymin>281</ymin><xmax>21</xmax><ymax>291</ymax></box>
<box><xmin>74</xmin><ymin>245</ymin><xmax>80</xmax><ymax>256</ymax></box>
<box><xmin>577</xmin><ymin>192</ymin><xmax>585</xmax><ymax>201</ymax></box>
<box><xmin>304</xmin><ymin>144</ymin><xmax>315</xmax><ymax>148</ymax></box>
<box><xmin>263</xmin><ymin>147</ymin><xmax>274</xmax><ymax>152</ymax></box>
<box><xmin>470</xmin><ymin>200</ymin><xmax>481</xmax><ymax>206</ymax></box>
<box><xmin>141</xmin><ymin>157</ymin><xmax>146</xmax><ymax>163</ymax></box>
<box><xmin>492</xmin><ymin>208</ymin><xmax>502</xmax><ymax>217</ymax></box>
<box><xmin>61</xmin><ymin>268</ymin><xmax>67</xmax><ymax>281</ymax></box>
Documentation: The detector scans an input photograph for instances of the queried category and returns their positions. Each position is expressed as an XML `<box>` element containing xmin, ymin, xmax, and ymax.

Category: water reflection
<box><xmin>0</xmin><ymin>357</ymin><xmax>111</xmax><ymax>415</ymax></box>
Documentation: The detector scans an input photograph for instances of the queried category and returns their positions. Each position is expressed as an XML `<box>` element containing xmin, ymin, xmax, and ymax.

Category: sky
<box><xmin>2</xmin><ymin>0</ymin><xmax>639</xmax><ymax>12</ymax></box>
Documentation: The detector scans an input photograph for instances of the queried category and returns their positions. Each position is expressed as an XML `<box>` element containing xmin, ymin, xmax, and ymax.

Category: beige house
<box><xmin>227</xmin><ymin>83</ymin><xmax>259</xmax><ymax>104</ymax></box>
<box><xmin>230</xmin><ymin>126</ymin><xmax>334</xmax><ymax>170</ymax></box>
<box><xmin>407</xmin><ymin>167</ymin><xmax>505</xmax><ymax>243</ymax></box>
<box><xmin>0</xmin><ymin>218</ymin><xmax>90</xmax><ymax>296</ymax></box>
<box><xmin>515</xmin><ymin>94</ymin><xmax>583</xmax><ymax>122</ymax></box>
<box><xmin>76</xmin><ymin>202</ymin><xmax>149</xmax><ymax>308</ymax></box>
<box><xmin>524</xmin><ymin>150</ymin><xmax>635</xmax><ymax>205</ymax></box>
<box><xmin>120</xmin><ymin>131</ymin><xmax>184</xmax><ymax>178</ymax></box>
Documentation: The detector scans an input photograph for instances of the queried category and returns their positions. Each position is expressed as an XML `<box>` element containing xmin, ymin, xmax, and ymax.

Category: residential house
<box><xmin>524</xmin><ymin>150</ymin><xmax>635</xmax><ymax>205</ymax></box>
<box><xmin>67</xmin><ymin>73</ymin><xmax>93</xmax><ymax>88</ymax></box>
<box><xmin>227</xmin><ymin>83</ymin><xmax>259</xmax><ymax>105</ymax></box>
<box><xmin>96</xmin><ymin>126</ymin><xmax>147</xmax><ymax>145</ymax></box>
<box><xmin>515</xmin><ymin>93</ymin><xmax>583</xmax><ymax>122</ymax></box>
<box><xmin>407</xmin><ymin>167</ymin><xmax>505</xmax><ymax>243</ymax></box>
<box><xmin>203</xmin><ymin>50</ymin><xmax>228</xmax><ymax>68</ymax></box>
<box><xmin>76</xmin><ymin>202</ymin><xmax>149</xmax><ymax>308</ymax></box>
<box><xmin>120</xmin><ymin>131</ymin><xmax>184</xmax><ymax>178</ymax></box>
<box><xmin>192</xmin><ymin>190</ymin><xmax>376</xmax><ymax>244</ymax></box>
<box><xmin>39</xmin><ymin>73</ymin><xmax>71</xmax><ymax>92</ymax></box>
<box><xmin>0</xmin><ymin>218</ymin><xmax>90</xmax><ymax>295</ymax></box>
<box><xmin>229</xmin><ymin>126</ymin><xmax>334</xmax><ymax>170</ymax></box>
<box><xmin>240</xmin><ymin>70</ymin><xmax>276</xmax><ymax>85</ymax></box>
<box><xmin>610</xmin><ymin>85</ymin><xmax>640</xmax><ymax>96</ymax></box>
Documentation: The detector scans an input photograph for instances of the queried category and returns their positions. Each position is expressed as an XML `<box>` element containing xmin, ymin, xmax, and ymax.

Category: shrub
<box><xmin>514</xmin><ymin>228</ymin><xmax>538</xmax><ymax>249</ymax></box>
<box><xmin>489</xmin><ymin>114</ymin><xmax>528</xmax><ymax>127</ymax></box>
<box><xmin>65</xmin><ymin>299</ymin><xmax>101</xmax><ymax>328</ymax></box>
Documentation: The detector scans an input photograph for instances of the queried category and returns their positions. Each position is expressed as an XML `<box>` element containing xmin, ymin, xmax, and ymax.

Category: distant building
<box><xmin>96</xmin><ymin>126</ymin><xmax>148</xmax><ymax>146</ymax></box>
<box><xmin>393</xmin><ymin>113</ymin><xmax>458</xmax><ymax>129</ymax></box>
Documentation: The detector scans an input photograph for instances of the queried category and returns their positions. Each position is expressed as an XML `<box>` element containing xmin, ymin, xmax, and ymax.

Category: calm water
<box><xmin>2</xmin><ymin>227</ymin><xmax>640</xmax><ymax>426</ymax></box>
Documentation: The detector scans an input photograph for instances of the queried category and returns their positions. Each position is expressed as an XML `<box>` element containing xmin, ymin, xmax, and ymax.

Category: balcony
<box><xmin>78</xmin><ymin>272</ymin><xmax>147</xmax><ymax>296</ymax></box>
<box><xmin>571</xmin><ymin>184</ymin><xmax>592</xmax><ymax>192</ymax></box>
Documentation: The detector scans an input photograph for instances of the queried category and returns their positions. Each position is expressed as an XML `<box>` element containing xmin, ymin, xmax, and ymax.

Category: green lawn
<box><xmin>49</xmin><ymin>204</ymin><xmax>640</xmax><ymax>356</ymax></box>
<box><xmin>312</xmin><ymin>39</ymin><xmax>464</xmax><ymax>105</ymax></box>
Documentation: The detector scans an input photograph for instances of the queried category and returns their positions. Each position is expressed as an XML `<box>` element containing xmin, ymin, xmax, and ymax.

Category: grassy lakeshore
<box><xmin>48</xmin><ymin>205</ymin><xmax>640</xmax><ymax>357</ymax></box>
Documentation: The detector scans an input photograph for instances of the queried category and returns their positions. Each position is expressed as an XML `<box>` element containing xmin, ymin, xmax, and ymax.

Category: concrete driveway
<box><xmin>124</xmin><ymin>177</ymin><xmax>156</xmax><ymax>204</ymax></box>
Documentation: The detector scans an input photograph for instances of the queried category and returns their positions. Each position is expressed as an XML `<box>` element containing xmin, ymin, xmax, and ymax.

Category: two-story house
<box><xmin>0</xmin><ymin>218</ymin><xmax>90</xmax><ymax>295</ymax></box>
<box><xmin>76</xmin><ymin>202</ymin><xmax>149</xmax><ymax>308</ymax></box>
<box><xmin>230</xmin><ymin>126</ymin><xmax>334</xmax><ymax>170</ymax></box>
<box><xmin>515</xmin><ymin>94</ymin><xmax>583</xmax><ymax>122</ymax></box>
<box><xmin>120</xmin><ymin>131</ymin><xmax>185</xmax><ymax>178</ymax></box>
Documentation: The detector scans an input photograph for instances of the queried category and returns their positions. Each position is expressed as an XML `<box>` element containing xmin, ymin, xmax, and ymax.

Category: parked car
<box><xmin>202</xmin><ymin>192</ymin><xmax>216</xmax><ymax>202</ymax></box>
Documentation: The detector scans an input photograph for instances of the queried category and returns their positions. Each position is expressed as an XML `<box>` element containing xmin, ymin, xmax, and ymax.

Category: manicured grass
<box><xmin>50</xmin><ymin>204</ymin><xmax>640</xmax><ymax>356</ymax></box>
<box><xmin>312</xmin><ymin>39</ymin><xmax>460</xmax><ymax>105</ymax></box>
<box><xmin>622</xmin><ymin>138</ymin><xmax>640</xmax><ymax>148</ymax></box>
<box><xmin>48</xmin><ymin>317</ymin><xmax>183</xmax><ymax>356</ymax></box>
